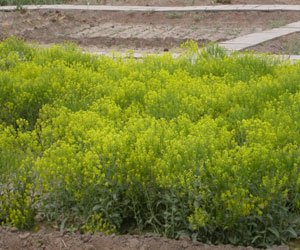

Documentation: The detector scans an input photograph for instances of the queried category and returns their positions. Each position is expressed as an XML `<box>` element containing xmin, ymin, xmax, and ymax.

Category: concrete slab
<box><xmin>89</xmin><ymin>50</ymin><xmax>300</xmax><ymax>65</ymax></box>
<box><xmin>219</xmin><ymin>20</ymin><xmax>300</xmax><ymax>51</ymax></box>
<box><xmin>219</xmin><ymin>43</ymin><xmax>251</xmax><ymax>51</ymax></box>
<box><xmin>285</xmin><ymin>22</ymin><xmax>300</xmax><ymax>28</ymax></box>
<box><xmin>252</xmin><ymin>5</ymin><xmax>298</xmax><ymax>11</ymax></box>
<box><xmin>236</xmin><ymin>5</ymin><xmax>259</xmax><ymax>10</ymax></box>
<box><xmin>2</xmin><ymin>4</ymin><xmax>300</xmax><ymax>12</ymax></box>
<box><xmin>226</xmin><ymin>35</ymin><xmax>268</xmax><ymax>44</ymax></box>
<box><xmin>288</xmin><ymin>55</ymin><xmax>300</xmax><ymax>62</ymax></box>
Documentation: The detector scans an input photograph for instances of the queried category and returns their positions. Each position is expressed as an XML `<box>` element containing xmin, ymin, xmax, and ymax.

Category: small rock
<box><xmin>96</xmin><ymin>232</ymin><xmax>105</xmax><ymax>237</ymax></box>
<box><xmin>81</xmin><ymin>234</ymin><xmax>91</xmax><ymax>243</ymax></box>
<box><xmin>34</xmin><ymin>213</ymin><xmax>44</xmax><ymax>222</ymax></box>
<box><xmin>182</xmin><ymin>241</ymin><xmax>188</xmax><ymax>248</ymax></box>
<box><xmin>60</xmin><ymin>230</ymin><xmax>66</xmax><ymax>237</ymax></box>
<box><xmin>86</xmin><ymin>244</ymin><xmax>95</xmax><ymax>250</ymax></box>
<box><xmin>144</xmin><ymin>233</ymin><xmax>160</xmax><ymax>238</ymax></box>
<box><xmin>128</xmin><ymin>238</ymin><xmax>139</xmax><ymax>248</ymax></box>
<box><xmin>19</xmin><ymin>232</ymin><xmax>30</xmax><ymax>240</ymax></box>
<box><xmin>273</xmin><ymin>246</ymin><xmax>289</xmax><ymax>250</ymax></box>
<box><xmin>179</xmin><ymin>235</ymin><xmax>190</xmax><ymax>241</ymax></box>
<box><xmin>10</xmin><ymin>227</ymin><xmax>18</xmax><ymax>233</ymax></box>
<box><xmin>193</xmin><ymin>241</ymin><xmax>204</xmax><ymax>246</ymax></box>
<box><xmin>37</xmin><ymin>243</ymin><xmax>43</xmax><ymax>248</ymax></box>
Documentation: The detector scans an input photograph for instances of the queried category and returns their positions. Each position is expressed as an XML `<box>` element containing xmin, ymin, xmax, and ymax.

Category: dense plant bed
<box><xmin>1</xmin><ymin>38</ymin><xmax>300</xmax><ymax>248</ymax></box>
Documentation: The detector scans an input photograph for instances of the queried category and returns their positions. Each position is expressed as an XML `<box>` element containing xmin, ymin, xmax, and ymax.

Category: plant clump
<box><xmin>0</xmin><ymin>38</ymin><xmax>300</xmax><ymax>248</ymax></box>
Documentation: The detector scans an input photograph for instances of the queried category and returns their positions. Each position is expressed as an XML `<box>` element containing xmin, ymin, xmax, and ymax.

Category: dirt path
<box><xmin>68</xmin><ymin>0</ymin><xmax>300</xmax><ymax>6</ymax></box>
<box><xmin>0</xmin><ymin>226</ymin><xmax>290</xmax><ymax>250</ymax></box>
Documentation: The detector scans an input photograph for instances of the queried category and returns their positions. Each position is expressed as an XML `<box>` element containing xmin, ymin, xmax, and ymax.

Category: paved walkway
<box><xmin>1</xmin><ymin>4</ymin><xmax>300</xmax><ymax>12</ymax></box>
<box><xmin>220</xmin><ymin>21</ymin><xmax>300</xmax><ymax>51</ymax></box>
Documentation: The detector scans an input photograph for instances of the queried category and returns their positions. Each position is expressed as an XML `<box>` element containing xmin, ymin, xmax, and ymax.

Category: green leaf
<box><xmin>284</xmin><ymin>227</ymin><xmax>298</xmax><ymax>238</ymax></box>
<box><xmin>60</xmin><ymin>217</ymin><xmax>68</xmax><ymax>232</ymax></box>
<box><xmin>251</xmin><ymin>235</ymin><xmax>262</xmax><ymax>244</ymax></box>
<box><xmin>267</xmin><ymin>227</ymin><xmax>280</xmax><ymax>239</ymax></box>
<box><xmin>266</xmin><ymin>214</ymin><xmax>273</xmax><ymax>221</ymax></box>
<box><xmin>92</xmin><ymin>204</ymin><xmax>102</xmax><ymax>211</ymax></box>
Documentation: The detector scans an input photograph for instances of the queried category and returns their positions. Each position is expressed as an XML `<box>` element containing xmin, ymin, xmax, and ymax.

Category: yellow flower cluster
<box><xmin>1</xmin><ymin>38</ymin><xmax>300</xmax><ymax>246</ymax></box>
<box><xmin>81</xmin><ymin>213</ymin><xmax>116</xmax><ymax>234</ymax></box>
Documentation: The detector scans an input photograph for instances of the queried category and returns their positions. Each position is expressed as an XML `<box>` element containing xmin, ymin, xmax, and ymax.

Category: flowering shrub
<box><xmin>1</xmin><ymin>38</ymin><xmax>300</xmax><ymax>247</ymax></box>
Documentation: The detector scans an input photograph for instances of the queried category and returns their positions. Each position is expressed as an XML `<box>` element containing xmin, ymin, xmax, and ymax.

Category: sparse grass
<box><xmin>165</xmin><ymin>12</ymin><xmax>184</xmax><ymax>19</ymax></box>
<box><xmin>191</xmin><ymin>26</ymin><xmax>199</xmax><ymax>31</ymax></box>
<box><xmin>215</xmin><ymin>0</ymin><xmax>231</xmax><ymax>3</ymax></box>
<box><xmin>193</xmin><ymin>14</ymin><xmax>200</xmax><ymax>21</ymax></box>
<box><xmin>208</xmin><ymin>25</ymin><xmax>221</xmax><ymax>37</ymax></box>
<box><xmin>268</xmin><ymin>17</ymin><xmax>287</xmax><ymax>29</ymax></box>
<box><xmin>284</xmin><ymin>37</ymin><xmax>300</xmax><ymax>55</ymax></box>
<box><xmin>227</xmin><ymin>28</ymin><xmax>242</xmax><ymax>37</ymax></box>
<box><xmin>125</xmin><ymin>10</ymin><xmax>137</xmax><ymax>16</ymax></box>
<box><xmin>147</xmin><ymin>9</ymin><xmax>155</xmax><ymax>15</ymax></box>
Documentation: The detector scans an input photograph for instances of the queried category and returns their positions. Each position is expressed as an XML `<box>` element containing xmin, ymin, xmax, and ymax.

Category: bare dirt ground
<box><xmin>0</xmin><ymin>226</ymin><xmax>290</xmax><ymax>250</ymax></box>
<box><xmin>70</xmin><ymin>0</ymin><xmax>300</xmax><ymax>6</ymax></box>
<box><xmin>1</xmin><ymin>9</ymin><xmax>300</xmax><ymax>53</ymax></box>
<box><xmin>247</xmin><ymin>32</ymin><xmax>300</xmax><ymax>55</ymax></box>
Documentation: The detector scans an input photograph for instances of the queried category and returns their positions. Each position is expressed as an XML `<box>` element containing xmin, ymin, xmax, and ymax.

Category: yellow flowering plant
<box><xmin>1</xmin><ymin>37</ymin><xmax>300</xmax><ymax>247</ymax></box>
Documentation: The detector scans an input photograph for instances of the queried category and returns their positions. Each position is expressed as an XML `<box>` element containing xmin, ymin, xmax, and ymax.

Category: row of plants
<box><xmin>1</xmin><ymin>38</ymin><xmax>300</xmax><ymax>248</ymax></box>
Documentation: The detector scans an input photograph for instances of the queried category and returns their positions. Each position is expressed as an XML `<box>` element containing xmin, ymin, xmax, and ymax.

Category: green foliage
<box><xmin>1</xmin><ymin>38</ymin><xmax>300</xmax><ymax>247</ymax></box>
<box><xmin>285</xmin><ymin>38</ymin><xmax>300</xmax><ymax>55</ymax></box>
<box><xmin>268</xmin><ymin>17</ymin><xmax>287</xmax><ymax>29</ymax></box>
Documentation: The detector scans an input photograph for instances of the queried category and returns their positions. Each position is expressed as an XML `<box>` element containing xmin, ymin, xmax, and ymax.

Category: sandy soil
<box><xmin>0</xmin><ymin>226</ymin><xmax>290</xmax><ymax>250</ymax></box>
<box><xmin>1</xmin><ymin>9</ymin><xmax>300</xmax><ymax>53</ymax></box>
<box><xmin>247</xmin><ymin>32</ymin><xmax>300</xmax><ymax>55</ymax></box>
